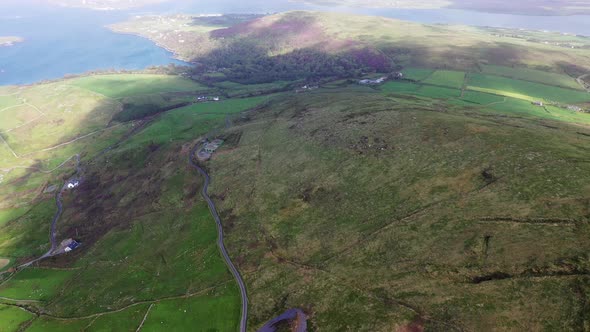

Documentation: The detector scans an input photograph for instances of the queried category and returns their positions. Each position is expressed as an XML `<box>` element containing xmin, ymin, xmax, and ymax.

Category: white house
<box><xmin>67</xmin><ymin>180</ymin><xmax>80</xmax><ymax>189</ymax></box>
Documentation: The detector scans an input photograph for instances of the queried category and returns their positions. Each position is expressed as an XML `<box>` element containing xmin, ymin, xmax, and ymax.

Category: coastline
<box><xmin>0</xmin><ymin>37</ymin><xmax>24</xmax><ymax>47</ymax></box>
<box><xmin>1</xmin><ymin>68</ymin><xmax>191</xmax><ymax>89</ymax></box>
<box><xmin>106</xmin><ymin>26</ymin><xmax>193</xmax><ymax>63</ymax></box>
<box><xmin>48</xmin><ymin>0</ymin><xmax>169</xmax><ymax>11</ymax></box>
<box><xmin>0</xmin><ymin>31</ymin><xmax>191</xmax><ymax>86</ymax></box>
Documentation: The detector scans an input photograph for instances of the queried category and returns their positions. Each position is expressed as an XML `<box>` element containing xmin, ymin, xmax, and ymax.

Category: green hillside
<box><xmin>1</xmin><ymin>10</ymin><xmax>590</xmax><ymax>332</ymax></box>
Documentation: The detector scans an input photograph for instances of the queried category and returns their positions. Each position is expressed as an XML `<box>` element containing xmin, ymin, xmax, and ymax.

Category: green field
<box><xmin>0</xmin><ymin>82</ymin><xmax>122</xmax><ymax>157</ymax></box>
<box><xmin>43</xmin><ymin>201</ymin><xmax>235</xmax><ymax>316</ymax></box>
<box><xmin>0</xmin><ymin>200</ymin><xmax>55</xmax><ymax>262</ymax></box>
<box><xmin>467</xmin><ymin>73</ymin><xmax>590</xmax><ymax>103</ymax></box>
<box><xmin>400</xmin><ymin>68</ymin><xmax>434</xmax><ymax>81</ymax></box>
<box><xmin>376</xmin><ymin>74</ymin><xmax>590</xmax><ymax>125</ymax></box>
<box><xmin>381</xmin><ymin>81</ymin><xmax>461</xmax><ymax>99</ymax></box>
<box><xmin>0</xmin><ymin>207</ymin><xmax>29</xmax><ymax>228</ymax></box>
<box><xmin>485</xmin><ymin>97</ymin><xmax>590</xmax><ymax>124</ymax></box>
<box><xmin>207</xmin><ymin>90</ymin><xmax>590</xmax><ymax>330</ymax></box>
<box><xmin>142</xmin><ymin>286</ymin><xmax>239</xmax><ymax>331</ymax></box>
<box><xmin>26</xmin><ymin>317</ymin><xmax>93</xmax><ymax>332</ymax></box>
<box><xmin>0</xmin><ymin>268</ymin><xmax>74</xmax><ymax>301</ymax></box>
<box><xmin>122</xmin><ymin>95</ymin><xmax>271</xmax><ymax>150</ymax></box>
<box><xmin>480</xmin><ymin>65</ymin><xmax>583</xmax><ymax>90</ymax></box>
<box><xmin>422</xmin><ymin>70</ymin><xmax>465</xmax><ymax>89</ymax></box>
<box><xmin>2</xmin><ymin>10</ymin><xmax>590</xmax><ymax>332</ymax></box>
<box><xmin>0</xmin><ymin>72</ymin><xmax>269</xmax><ymax>331</ymax></box>
<box><xmin>415</xmin><ymin>85</ymin><xmax>461</xmax><ymax>99</ymax></box>
<box><xmin>70</xmin><ymin>74</ymin><xmax>207</xmax><ymax>98</ymax></box>
<box><xmin>183</xmin><ymin>95</ymin><xmax>274</xmax><ymax>114</ymax></box>
<box><xmin>380</xmin><ymin>81</ymin><xmax>421</xmax><ymax>94</ymax></box>
<box><xmin>0</xmin><ymin>105</ymin><xmax>40</xmax><ymax>132</ymax></box>
<box><xmin>86</xmin><ymin>304</ymin><xmax>150</xmax><ymax>332</ymax></box>
<box><xmin>214</xmin><ymin>81</ymin><xmax>293</xmax><ymax>97</ymax></box>
<box><xmin>459</xmin><ymin>90</ymin><xmax>506</xmax><ymax>105</ymax></box>
<box><xmin>0</xmin><ymin>304</ymin><xmax>35</xmax><ymax>332</ymax></box>
<box><xmin>0</xmin><ymin>95</ymin><xmax>22</xmax><ymax>110</ymax></box>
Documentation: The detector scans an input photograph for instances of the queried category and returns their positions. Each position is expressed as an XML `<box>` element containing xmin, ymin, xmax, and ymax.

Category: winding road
<box><xmin>189</xmin><ymin>144</ymin><xmax>249</xmax><ymax>332</ymax></box>
<box><xmin>18</xmin><ymin>154</ymin><xmax>81</xmax><ymax>269</ymax></box>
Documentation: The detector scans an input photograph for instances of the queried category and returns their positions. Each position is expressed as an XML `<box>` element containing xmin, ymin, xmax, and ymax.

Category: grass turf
<box><xmin>400</xmin><ymin>68</ymin><xmax>434</xmax><ymax>81</ymax></box>
<box><xmin>43</xmin><ymin>197</ymin><xmax>236</xmax><ymax>316</ymax></box>
<box><xmin>26</xmin><ymin>317</ymin><xmax>93</xmax><ymax>332</ymax></box>
<box><xmin>0</xmin><ymin>304</ymin><xmax>35</xmax><ymax>332</ymax></box>
<box><xmin>422</xmin><ymin>70</ymin><xmax>465</xmax><ymax>89</ymax></box>
<box><xmin>0</xmin><ymin>95</ymin><xmax>23</xmax><ymax>111</ymax></box>
<box><xmin>205</xmin><ymin>90</ymin><xmax>590</xmax><ymax>330</ymax></box>
<box><xmin>0</xmin><ymin>268</ymin><xmax>74</xmax><ymax>301</ymax></box>
<box><xmin>467</xmin><ymin>73</ymin><xmax>590</xmax><ymax>104</ymax></box>
<box><xmin>85</xmin><ymin>304</ymin><xmax>150</xmax><ymax>331</ymax></box>
<box><xmin>141</xmin><ymin>285</ymin><xmax>240</xmax><ymax>332</ymax></box>
<box><xmin>0</xmin><ymin>200</ymin><xmax>55</xmax><ymax>262</ymax></box>
<box><xmin>480</xmin><ymin>65</ymin><xmax>582</xmax><ymax>90</ymax></box>
<box><xmin>1</xmin><ymin>53</ymin><xmax>590</xmax><ymax>331</ymax></box>
<box><xmin>69</xmin><ymin>74</ymin><xmax>208</xmax><ymax>99</ymax></box>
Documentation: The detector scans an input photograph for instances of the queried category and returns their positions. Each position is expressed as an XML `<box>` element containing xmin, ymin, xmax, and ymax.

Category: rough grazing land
<box><xmin>1</xmin><ymin>11</ymin><xmax>590</xmax><ymax>332</ymax></box>
<box><xmin>0</xmin><ymin>73</ymin><xmax>277</xmax><ymax>331</ymax></box>
<box><xmin>467</xmin><ymin>73</ymin><xmax>590</xmax><ymax>104</ymax></box>
<box><xmin>208</xmin><ymin>90</ymin><xmax>590</xmax><ymax>331</ymax></box>
<box><xmin>110</xmin><ymin>11</ymin><xmax>590</xmax><ymax>75</ymax></box>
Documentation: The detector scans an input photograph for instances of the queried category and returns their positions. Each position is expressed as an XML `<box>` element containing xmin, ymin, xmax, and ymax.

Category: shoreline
<box><xmin>0</xmin><ymin>33</ymin><xmax>193</xmax><ymax>87</ymax></box>
<box><xmin>106</xmin><ymin>26</ymin><xmax>193</xmax><ymax>63</ymax></box>
<box><xmin>0</xmin><ymin>69</ymin><xmax>192</xmax><ymax>89</ymax></box>
<box><xmin>0</xmin><ymin>37</ymin><xmax>24</xmax><ymax>48</ymax></box>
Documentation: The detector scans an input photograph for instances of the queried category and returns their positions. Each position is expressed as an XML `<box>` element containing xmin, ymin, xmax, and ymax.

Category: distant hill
<box><xmin>111</xmin><ymin>11</ymin><xmax>590</xmax><ymax>82</ymax></box>
<box><xmin>294</xmin><ymin>0</ymin><xmax>590</xmax><ymax>15</ymax></box>
<box><xmin>48</xmin><ymin>0</ymin><xmax>169</xmax><ymax>10</ymax></box>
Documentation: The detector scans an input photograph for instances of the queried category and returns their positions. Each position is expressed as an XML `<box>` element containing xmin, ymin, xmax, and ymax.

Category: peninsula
<box><xmin>0</xmin><ymin>37</ymin><xmax>23</xmax><ymax>47</ymax></box>
<box><xmin>48</xmin><ymin>0</ymin><xmax>169</xmax><ymax>10</ymax></box>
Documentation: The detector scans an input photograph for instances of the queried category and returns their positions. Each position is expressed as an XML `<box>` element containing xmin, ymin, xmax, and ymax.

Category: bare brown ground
<box><xmin>0</xmin><ymin>258</ymin><xmax>9</xmax><ymax>269</ymax></box>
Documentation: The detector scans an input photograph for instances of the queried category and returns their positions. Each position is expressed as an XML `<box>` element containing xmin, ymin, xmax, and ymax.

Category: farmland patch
<box><xmin>423</xmin><ymin>70</ymin><xmax>465</xmax><ymax>89</ymax></box>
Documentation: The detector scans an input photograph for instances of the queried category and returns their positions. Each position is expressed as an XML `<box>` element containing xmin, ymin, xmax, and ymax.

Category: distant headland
<box><xmin>0</xmin><ymin>36</ymin><xmax>23</xmax><ymax>47</ymax></box>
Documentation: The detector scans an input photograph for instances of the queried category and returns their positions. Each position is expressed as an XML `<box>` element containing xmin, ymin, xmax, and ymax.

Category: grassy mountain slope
<box><xmin>207</xmin><ymin>88</ymin><xmax>590</xmax><ymax>330</ymax></box>
<box><xmin>1</xmin><ymin>11</ymin><xmax>590</xmax><ymax>332</ymax></box>
<box><xmin>0</xmin><ymin>73</ymin><xmax>275</xmax><ymax>331</ymax></box>
<box><xmin>111</xmin><ymin>11</ymin><xmax>590</xmax><ymax>79</ymax></box>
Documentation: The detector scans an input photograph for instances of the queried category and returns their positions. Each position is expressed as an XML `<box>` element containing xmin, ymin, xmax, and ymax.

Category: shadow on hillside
<box><xmin>182</xmin><ymin>12</ymin><xmax>547</xmax><ymax>86</ymax></box>
<box><xmin>0</xmin><ymin>82</ymin><xmax>209</xmax><ymax>269</ymax></box>
<box><xmin>1</xmin><ymin>9</ymin><xmax>583</xmax><ymax>273</ymax></box>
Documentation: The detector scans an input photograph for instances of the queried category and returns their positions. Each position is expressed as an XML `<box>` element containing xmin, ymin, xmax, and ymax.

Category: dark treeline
<box><xmin>191</xmin><ymin>14</ymin><xmax>264</xmax><ymax>27</ymax></box>
<box><xmin>193</xmin><ymin>40</ymin><xmax>395</xmax><ymax>84</ymax></box>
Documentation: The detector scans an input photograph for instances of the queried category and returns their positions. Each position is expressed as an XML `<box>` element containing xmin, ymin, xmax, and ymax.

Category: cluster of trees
<box><xmin>191</xmin><ymin>14</ymin><xmax>263</xmax><ymax>27</ymax></box>
<box><xmin>195</xmin><ymin>40</ymin><xmax>394</xmax><ymax>84</ymax></box>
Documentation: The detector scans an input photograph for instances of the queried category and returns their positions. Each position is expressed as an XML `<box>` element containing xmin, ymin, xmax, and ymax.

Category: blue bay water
<box><xmin>0</xmin><ymin>3</ymin><xmax>188</xmax><ymax>85</ymax></box>
<box><xmin>1</xmin><ymin>0</ymin><xmax>590</xmax><ymax>86</ymax></box>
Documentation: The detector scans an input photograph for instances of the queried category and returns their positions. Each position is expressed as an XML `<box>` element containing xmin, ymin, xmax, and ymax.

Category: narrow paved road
<box><xmin>189</xmin><ymin>144</ymin><xmax>248</xmax><ymax>332</ymax></box>
<box><xmin>18</xmin><ymin>154</ymin><xmax>81</xmax><ymax>268</ymax></box>
<box><xmin>18</xmin><ymin>185</ymin><xmax>64</xmax><ymax>268</ymax></box>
